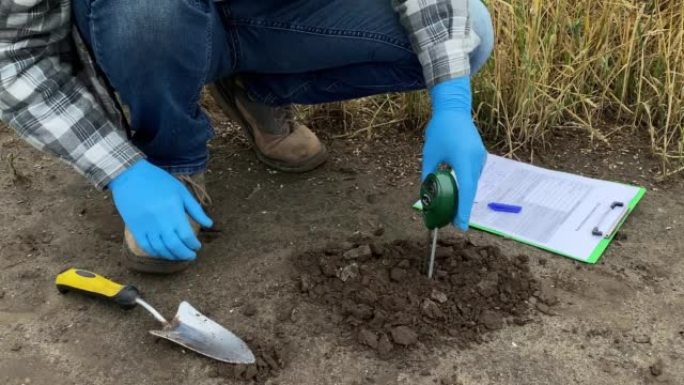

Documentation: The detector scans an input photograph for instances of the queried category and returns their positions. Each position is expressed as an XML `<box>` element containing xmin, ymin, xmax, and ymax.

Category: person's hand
<box><xmin>422</xmin><ymin>76</ymin><xmax>487</xmax><ymax>231</ymax></box>
<box><xmin>108</xmin><ymin>159</ymin><xmax>213</xmax><ymax>260</ymax></box>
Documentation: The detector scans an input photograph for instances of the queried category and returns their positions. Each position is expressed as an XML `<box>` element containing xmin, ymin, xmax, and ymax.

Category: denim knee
<box><xmin>469</xmin><ymin>0</ymin><xmax>495</xmax><ymax>75</ymax></box>
<box><xmin>73</xmin><ymin>0</ymin><xmax>219</xmax><ymax>77</ymax></box>
<box><xmin>97</xmin><ymin>1</ymin><xmax>206</xmax><ymax>58</ymax></box>
<box><xmin>74</xmin><ymin>0</ymin><xmax>201</xmax><ymax>47</ymax></box>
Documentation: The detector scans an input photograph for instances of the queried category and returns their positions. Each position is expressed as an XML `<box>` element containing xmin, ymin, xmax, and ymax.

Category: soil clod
<box><xmin>344</xmin><ymin>245</ymin><xmax>372</xmax><ymax>260</ymax></box>
<box><xmin>389</xmin><ymin>267</ymin><xmax>407</xmax><ymax>282</ymax></box>
<box><xmin>650</xmin><ymin>359</ymin><xmax>664</xmax><ymax>377</ymax></box>
<box><xmin>421</xmin><ymin>299</ymin><xmax>445</xmax><ymax>320</ymax></box>
<box><xmin>358</xmin><ymin>328</ymin><xmax>379</xmax><ymax>349</ymax></box>
<box><xmin>338</xmin><ymin>263</ymin><xmax>360</xmax><ymax>282</ymax></box>
<box><xmin>241</xmin><ymin>303</ymin><xmax>258</xmax><ymax>317</ymax></box>
<box><xmin>325</xmin><ymin>241</ymin><xmax>354</xmax><ymax>255</ymax></box>
<box><xmin>633</xmin><ymin>334</ymin><xmax>651</xmax><ymax>344</ymax></box>
<box><xmin>479</xmin><ymin>310</ymin><xmax>503</xmax><ymax>330</ymax></box>
<box><xmin>218</xmin><ymin>339</ymin><xmax>289</xmax><ymax>384</ymax></box>
<box><xmin>535</xmin><ymin>302</ymin><xmax>555</xmax><ymax>315</ymax></box>
<box><xmin>299</xmin><ymin>275</ymin><xmax>312</xmax><ymax>293</ymax></box>
<box><xmin>391</xmin><ymin>326</ymin><xmax>418</xmax><ymax>346</ymax></box>
<box><xmin>349</xmin><ymin>232</ymin><xmax>373</xmax><ymax>245</ymax></box>
<box><xmin>430</xmin><ymin>289</ymin><xmax>448</xmax><ymax>304</ymax></box>
<box><xmin>377</xmin><ymin>333</ymin><xmax>393</xmax><ymax>356</ymax></box>
<box><xmin>370</xmin><ymin>243</ymin><xmax>385</xmax><ymax>256</ymax></box>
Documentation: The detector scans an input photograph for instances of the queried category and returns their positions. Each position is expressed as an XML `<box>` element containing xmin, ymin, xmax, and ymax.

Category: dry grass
<box><xmin>303</xmin><ymin>0</ymin><xmax>684</xmax><ymax>177</ymax></box>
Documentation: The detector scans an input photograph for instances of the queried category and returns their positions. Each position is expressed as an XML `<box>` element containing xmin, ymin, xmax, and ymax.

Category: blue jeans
<box><xmin>72</xmin><ymin>0</ymin><xmax>494</xmax><ymax>174</ymax></box>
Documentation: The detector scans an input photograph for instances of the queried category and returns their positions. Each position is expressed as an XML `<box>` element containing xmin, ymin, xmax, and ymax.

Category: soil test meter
<box><xmin>420</xmin><ymin>170</ymin><xmax>458</xmax><ymax>278</ymax></box>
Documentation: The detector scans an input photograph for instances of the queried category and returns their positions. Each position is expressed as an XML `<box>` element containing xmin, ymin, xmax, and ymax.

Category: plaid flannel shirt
<box><xmin>0</xmin><ymin>0</ymin><xmax>478</xmax><ymax>189</ymax></box>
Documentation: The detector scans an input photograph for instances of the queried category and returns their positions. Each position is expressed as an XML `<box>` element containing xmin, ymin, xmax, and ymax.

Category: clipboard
<box><xmin>413</xmin><ymin>155</ymin><xmax>646</xmax><ymax>264</ymax></box>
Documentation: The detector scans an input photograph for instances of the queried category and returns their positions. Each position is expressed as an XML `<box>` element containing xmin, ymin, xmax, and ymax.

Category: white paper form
<box><xmin>469</xmin><ymin>155</ymin><xmax>643</xmax><ymax>261</ymax></box>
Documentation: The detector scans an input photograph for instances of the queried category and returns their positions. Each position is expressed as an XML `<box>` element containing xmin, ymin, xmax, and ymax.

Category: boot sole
<box><xmin>122</xmin><ymin>241</ymin><xmax>192</xmax><ymax>275</ymax></box>
<box><xmin>207</xmin><ymin>84</ymin><xmax>328</xmax><ymax>173</ymax></box>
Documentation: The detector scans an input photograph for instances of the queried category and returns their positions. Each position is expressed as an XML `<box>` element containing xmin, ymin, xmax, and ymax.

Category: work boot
<box><xmin>123</xmin><ymin>173</ymin><xmax>212</xmax><ymax>274</ymax></box>
<box><xmin>208</xmin><ymin>79</ymin><xmax>328</xmax><ymax>172</ymax></box>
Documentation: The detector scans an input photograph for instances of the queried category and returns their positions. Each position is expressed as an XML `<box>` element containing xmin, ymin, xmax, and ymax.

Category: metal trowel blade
<box><xmin>149</xmin><ymin>301</ymin><xmax>255</xmax><ymax>364</ymax></box>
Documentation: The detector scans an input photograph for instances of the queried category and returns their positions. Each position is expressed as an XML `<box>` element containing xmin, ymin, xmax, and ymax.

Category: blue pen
<box><xmin>488</xmin><ymin>202</ymin><xmax>522</xmax><ymax>213</ymax></box>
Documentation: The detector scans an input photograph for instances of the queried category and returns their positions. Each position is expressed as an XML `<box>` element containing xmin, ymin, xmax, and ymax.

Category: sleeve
<box><xmin>392</xmin><ymin>0</ymin><xmax>481</xmax><ymax>88</ymax></box>
<box><xmin>0</xmin><ymin>0</ymin><xmax>143</xmax><ymax>189</ymax></box>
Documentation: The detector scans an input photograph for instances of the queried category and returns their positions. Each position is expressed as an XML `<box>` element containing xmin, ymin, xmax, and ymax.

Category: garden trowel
<box><xmin>55</xmin><ymin>268</ymin><xmax>255</xmax><ymax>364</ymax></box>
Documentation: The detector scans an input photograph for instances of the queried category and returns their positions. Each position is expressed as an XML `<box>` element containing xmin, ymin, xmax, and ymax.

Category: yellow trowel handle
<box><xmin>55</xmin><ymin>268</ymin><xmax>140</xmax><ymax>309</ymax></box>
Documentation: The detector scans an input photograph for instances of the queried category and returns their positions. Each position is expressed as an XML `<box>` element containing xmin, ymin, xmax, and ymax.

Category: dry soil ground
<box><xmin>0</xmin><ymin>99</ymin><xmax>683</xmax><ymax>385</ymax></box>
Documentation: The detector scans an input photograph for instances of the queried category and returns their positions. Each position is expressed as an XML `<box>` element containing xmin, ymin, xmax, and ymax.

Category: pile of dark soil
<box><xmin>215</xmin><ymin>339</ymin><xmax>290</xmax><ymax>383</ymax></box>
<box><xmin>294</xmin><ymin>236</ymin><xmax>544</xmax><ymax>357</ymax></box>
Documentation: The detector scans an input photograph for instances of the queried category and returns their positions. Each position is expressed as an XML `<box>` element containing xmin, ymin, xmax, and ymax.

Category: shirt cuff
<box><xmin>417</xmin><ymin>36</ymin><xmax>480</xmax><ymax>88</ymax></box>
<box><xmin>75</xmin><ymin>130</ymin><xmax>145</xmax><ymax>190</ymax></box>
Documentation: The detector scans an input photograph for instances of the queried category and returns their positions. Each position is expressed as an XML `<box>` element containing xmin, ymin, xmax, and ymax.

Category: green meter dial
<box><xmin>420</xmin><ymin>171</ymin><xmax>458</xmax><ymax>230</ymax></box>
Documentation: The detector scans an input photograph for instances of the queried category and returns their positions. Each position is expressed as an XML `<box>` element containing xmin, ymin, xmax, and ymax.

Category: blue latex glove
<box><xmin>422</xmin><ymin>76</ymin><xmax>487</xmax><ymax>231</ymax></box>
<box><xmin>109</xmin><ymin>159</ymin><xmax>213</xmax><ymax>260</ymax></box>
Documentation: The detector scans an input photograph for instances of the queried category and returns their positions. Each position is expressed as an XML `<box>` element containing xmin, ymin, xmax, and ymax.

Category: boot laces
<box><xmin>177</xmin><ymin>174</ymin><xmax>212</xmax><ymax>206</ymax></box>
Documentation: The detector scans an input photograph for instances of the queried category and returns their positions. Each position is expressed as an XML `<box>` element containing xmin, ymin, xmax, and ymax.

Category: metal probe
<box><xmin>428</xmin><ymin>228</ymin><xmax>438</xmax><ymax>278</ymax></box>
